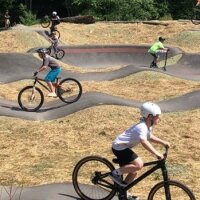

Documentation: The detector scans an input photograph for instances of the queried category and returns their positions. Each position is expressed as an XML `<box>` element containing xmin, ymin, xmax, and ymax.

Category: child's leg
<box><xmin>47</xmin><ymin>81</ymin><xmax>55</xmax><ymax>93</ymax></box>
<box><xmin>44</xmin><ymin>68</ymin><xmax>62</xmax><ymax>93</ymax></box>
<box><xmin>120</xmin><ymin>157</ymin><xmax>143</xmax><ymax>184</ymax></box>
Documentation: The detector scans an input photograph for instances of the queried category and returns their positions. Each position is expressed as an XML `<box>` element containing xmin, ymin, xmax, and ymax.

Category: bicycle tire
<box><xmin>41</xmin><ymin>16</ymin><xmax>51</xmax><ymax>28</ymax></box>
<box><xmin>18</xmin><ymin>86</ymin><xmax>44</xmax><ymax>112</ymax></box>
<box><xmin>148</xmin><ymin>180</ymin><xmax>196</xmax><ymax>200</ymax></box>
<box><xmin>72</xmin><ymin>156</ymin><xmax>116</xmax><ymax>200</ymax></box>
<box><xmin>57</xmin><ymin>78</ymin><xmax>82</xmax><ymax>103</ymax></box>
<box><xmin>191</xmin><ymin>8</ymin><xmax>200</xmax><ymax>25</ymax></box>
<box><xmin>56</xmin><ymin>49</ymin><xmax>65</xmax><ymax>59</ymax></box>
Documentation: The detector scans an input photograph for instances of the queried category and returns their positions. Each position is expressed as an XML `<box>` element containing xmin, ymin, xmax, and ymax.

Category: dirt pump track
<box><xmin>1</xmin><ymin>44</ymin><xmax>200</xmax><ymax>120</ymax></box>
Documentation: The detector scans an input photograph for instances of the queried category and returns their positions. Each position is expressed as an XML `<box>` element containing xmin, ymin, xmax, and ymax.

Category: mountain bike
<box><xmin>18</xmin><ymin>76</ymin><xmax>82</xmax><ymax>112</ymax></box>
<box><xmin>150</xmin><ymin>49</ymin><xmax>169</xmax><ymax>71</ymax></box>
<box><xmin>40</xmin><ymin>15</ymin><xmax>60</xmax><ymax>38</ymax></box>
<box><xmin>191</xmin><ymin>7</ymin><xmax>200</xmax><ymax>25</ymax></box>
<box><xmin>72</xmin><ymin>147</ymin><xmax>196</xmax><ymax>200</ymax></box>
<box><xmin>46</xmin><ymin>44</ymin><xmax>65</xmax><ymax>60</ymax></box>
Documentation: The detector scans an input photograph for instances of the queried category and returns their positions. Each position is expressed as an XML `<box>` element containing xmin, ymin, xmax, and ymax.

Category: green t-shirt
<box><xmin>148</xmin><ymin>41</ymin><xmax>164</xmax><ymax>54</ymax></box>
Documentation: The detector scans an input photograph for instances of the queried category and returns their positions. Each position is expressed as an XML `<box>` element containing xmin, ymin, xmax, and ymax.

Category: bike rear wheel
<box><xmin>148</xmin><ymin>180</ymin><xmax>196</xmax><ymax>200</ymax></box>
<box><xmin>56</xmin><ymin>49</ymin><xmax>65</xmax><ymax>59</ymax></box>
<box><xmin>18</xmin><ymin>86</ymin><xmax>44</xmax><ymax>112</ymax></box>
<box><xmin>57</xmin><ymin>78</ymin><xmax>82</xmax><ymax>103</ymax></box>
<box><xmin>72</xmin><ymin>156</ymin><xmax>116</xmax><ymax>200</ymax></box>
<box><xmin>191</xmin><ymin>8</ymin><xmax>200</xmax><ymax>25</ymax></box>
<box><xmin>41</xmin><ymin>16</ymin><xmax>51</xmax><ymax>28</ymax></box>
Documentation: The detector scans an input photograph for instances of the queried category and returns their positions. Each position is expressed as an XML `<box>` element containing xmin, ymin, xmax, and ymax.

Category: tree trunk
<box><xmin>61</xmin><ymin>15</ymin><xmax>95</xmax><ymax>24</ymax></box>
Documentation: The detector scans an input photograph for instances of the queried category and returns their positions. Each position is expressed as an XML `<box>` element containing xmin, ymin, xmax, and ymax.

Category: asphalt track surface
<box><xmin>1</xmin><ymin>33</ymin><xmax>200</xmax><ymax>199</ymax></box>
<box><xmin>1</xmin><ymin>45</ymin><xmax>200</xmax><ymax>121</ymax></box>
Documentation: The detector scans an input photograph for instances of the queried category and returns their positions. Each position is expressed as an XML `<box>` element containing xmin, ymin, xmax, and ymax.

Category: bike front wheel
<box><xmin>148</xmin><ymin>180</ymin><xmax>196</xmax><ymax>200</ymax></box>
<box><xmin>72</xmin><ymin>156</ymin><xmax>116</xmax><ymax>200</ymax></box>
<box><xmin>18</xmin><ymin>86</ymin><xmax>44</xmax><ymax>112</ymax></box>
<box><xmin>56</xmin><ymin>49</ymin><xmax>65</xmax><ymax>59</ymax></box>
<box><xmin>40</xmin><ymin>16</ymin><xmax>51</xmax><ymax>28</ymax></box>
<box><xmin>57</xmin><ymin>78</ymin><xmax>82</xmax><ymax>103</ymax></box>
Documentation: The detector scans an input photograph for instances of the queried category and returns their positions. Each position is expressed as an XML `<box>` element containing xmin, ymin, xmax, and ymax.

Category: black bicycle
<box><xmin>191</xmin><ymin>7</ymin><xmax>200</xmax><ymax>25</ymax></box>
<box><xmin>72</xmin><ymin>147</ymin><xmax>196</xmax><ymax>200</ymax></box>
<box><xmin>18</xmin><ymin>76</ymin><xmax>82</xmax><ymax>112</ymax></box>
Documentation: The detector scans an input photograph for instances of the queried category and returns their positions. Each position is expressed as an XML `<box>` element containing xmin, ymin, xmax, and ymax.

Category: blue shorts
<box><xmin>44</xmin><ymin>67</ymin><xmax>61</xmax><ymax>82</ymax></box>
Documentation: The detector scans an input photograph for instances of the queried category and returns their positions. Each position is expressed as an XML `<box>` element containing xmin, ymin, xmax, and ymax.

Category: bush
<box><xmin>16</xmin><ymin>3</ymin><xmax>39</xmax><ymax>25</ymax></box>
<box><xmin>19</xmin><ymin>10</ymin><xmax>39</xmax><ymax>25</ymax></box>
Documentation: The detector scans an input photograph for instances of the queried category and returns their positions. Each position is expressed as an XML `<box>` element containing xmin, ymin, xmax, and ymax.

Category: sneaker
<box><xmin>109</xmin><ymin>172</ymin><xmax>127</xmax><ymax>187</ymax></box>
<box><xmin>154</xmin><ymin>64</ymin><xmax>159</xmax><ymax>68</ymax></box>
<box><xmin>47</xmin><ymin>92</ymin><xmax>57</xmax><ymax>97</ymax></box>
<box><xmin>127</xmin><ymin>194</ymin><xmax>139</xmax><ymax>200</ymax></box>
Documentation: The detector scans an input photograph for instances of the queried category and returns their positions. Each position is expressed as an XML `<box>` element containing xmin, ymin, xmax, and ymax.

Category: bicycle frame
<box><xmin>124</xmin><ymin>159</ymin><xmax>169</xmax><ymax>191</ymax></box>
<box><xmin>32</xmin><ymin>77</ymin><xmax>51</xmax><ymax>93</ymax></box>
<box><xmin>94</xmin><ymin>148</ymin><xmax>170</xmax><ymax>198</ymax></box>
<box><xmin>32</xmin><ymin>77</ymin><xmax>60</xmax><ymax>93</ymax></box>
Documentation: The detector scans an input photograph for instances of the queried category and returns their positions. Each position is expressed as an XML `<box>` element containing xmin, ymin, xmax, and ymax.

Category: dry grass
<box><xmin>1</xmin><ymin>71</ymin><xmax>200</xmax><ymax>102</ymax></box>
<box><xmin>0</xmin><ymin>21</ymin><xmax>200</xmax><ymax>199</ymax></box>
<box><xmin>0</xmin><ymin>107</ymin><xmax>199</xmax><ymax>198</ymax></box>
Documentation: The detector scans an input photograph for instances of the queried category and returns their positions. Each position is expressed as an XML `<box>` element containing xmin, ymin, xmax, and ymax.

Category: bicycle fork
<box><xmin>29</xmin><ymin>80</ymin><xmax>37</xmax><ymax>101</ymax></box>
<box><xmin>117</xmin><ymin>186</ymin><xmax>127</xmax><ymax>200</ymax></box>
<box><xmin>161</xmin><ymin>163</ymin><xmax>172</xmax><ymax>200</ymax></box>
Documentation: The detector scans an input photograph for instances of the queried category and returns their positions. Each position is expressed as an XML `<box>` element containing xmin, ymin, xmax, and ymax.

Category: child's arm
<box><xmin>140</xmin><ymin>139</ymin><xmax>164</xmax><ymax>159</ymax></box>
<box><xmin>149</xmin><ymin>134</ymin><xmax>170</xmax><ymax>147</ymax></box>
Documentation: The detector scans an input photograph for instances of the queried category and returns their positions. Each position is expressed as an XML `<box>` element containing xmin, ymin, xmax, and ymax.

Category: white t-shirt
<box><xmin>112</xmin><ymin>120</ymin><xmax>152</xmax><ymax>151</ymax></box>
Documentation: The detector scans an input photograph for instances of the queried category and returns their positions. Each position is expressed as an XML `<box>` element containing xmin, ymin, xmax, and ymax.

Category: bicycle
<box><xmin>191</xmin><ymin>7</ymin><xmax>200</xmax><ymax>25</ymax></box>
<box><xmin>40</xmin><ymin>15</ymin><xmax>60</xmax><ymax>38</ymax></box>
<box><xmin>18</xmin><ymin>76</ymin><xmax>82</xmax><ymax>112</ymax></box>
<box><xmin>150</xmin><ymin>49</ymin><xmax>169</xmax><ymax>71</ymax></box>
<box><xmin>46</xmin><ymin>44</ymin><xmax>65</xmax><ymax>60</ymax></box>
<box><xmin>72</xmin><ymin>147</ymin><xmax>196</xmax><ymax>200</ymax></box>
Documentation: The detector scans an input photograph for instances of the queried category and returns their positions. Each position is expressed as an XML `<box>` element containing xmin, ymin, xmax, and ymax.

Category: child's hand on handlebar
<box><xmin>33</xmin><ymin>71</ymin><xmax>38</xmax><ymax>76</ymax></box>
<box><xmin>156</xmin><ymin>153</ymin><xmax>164</xmax><ymax>160</ymax></box>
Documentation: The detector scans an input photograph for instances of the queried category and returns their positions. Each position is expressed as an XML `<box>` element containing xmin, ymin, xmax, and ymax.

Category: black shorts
<box><xmin>150</xmin><ymin>53</ymin><xmax>159</xmax><ymax>59</ymax></box>
<box><xmin>112</xmin><ymin>148</ymin><xmax>138</xmax><ymax>166</ymax></box>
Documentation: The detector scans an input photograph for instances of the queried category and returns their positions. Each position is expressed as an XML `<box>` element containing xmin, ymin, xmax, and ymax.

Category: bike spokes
<box><xmin>73</xmin><ymin>158</ymin><xmax>115</xmax><ymax>200</ymax></box>
<box><xmin>18</xmin><ymin>86</ymin><xmax>44</xmax><ymax>112</ymax></box>
<box><xmin>57</xmin><ymin>78</ymin><xmax>82</xmax><ymax>103</ymax></box>
<box><xmin>149</xmin><ymin>182</ymin><xmax>195</xmax><ymax>200</ymax></box>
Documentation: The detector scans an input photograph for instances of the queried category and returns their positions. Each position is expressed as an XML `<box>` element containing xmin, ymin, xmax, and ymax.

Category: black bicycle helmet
<box><xmin>36</xmin><ymin>48</ymin><xmax>48</xmax><ymax>54</ymax></box>
<box><xmin>159</xmin><ymin>36</ymin><xmax>165</xmax><ymax>42</ymax></box>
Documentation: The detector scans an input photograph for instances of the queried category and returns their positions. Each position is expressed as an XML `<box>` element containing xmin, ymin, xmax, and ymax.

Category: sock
<box><xmin>113</xmin><ymin>168</ymin><xmax>122</xmax><ymax>175</ymax></box>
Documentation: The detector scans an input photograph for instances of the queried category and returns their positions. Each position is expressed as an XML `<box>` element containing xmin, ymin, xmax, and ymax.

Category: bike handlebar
<box><xmin>144</xmin><ymin>146</ymin><xmax>169</xmax><ymax>167</ymax></box>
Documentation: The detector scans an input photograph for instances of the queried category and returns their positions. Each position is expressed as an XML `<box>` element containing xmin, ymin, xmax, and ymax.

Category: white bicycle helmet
<box><xmin>52</xmin><ymin>11</ymin><xmax>57</xmax><ymax>16</ymax></box>
<box><xmin>140</xmin><ymin>102</ymin><xmax>161</xmax><ymax>118</ymax></box>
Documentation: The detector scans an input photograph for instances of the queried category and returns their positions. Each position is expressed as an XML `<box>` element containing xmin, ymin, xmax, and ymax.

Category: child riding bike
<box><xmin>34</xmin><ymin>48</ymin><xmax>62</xmax><ymax>97</ymax></box>
<box><xmin>148</xmin><ymin>37</ymin><xmax>168</xmax><ymax>68</ymax></box>
<box><xmin>109</xmin><ymin>102</ymin><xmax>170</xmax><ymax>200</ymax></box>
<box><xmin>50</xmin><ymin>11</ymin><xmax>60</xmax><ymax>33</ymax></box>
<box><xmin>48</xmin><ymin>31</ymin><xmax>59</xmax><ymax>55</ymax></box>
